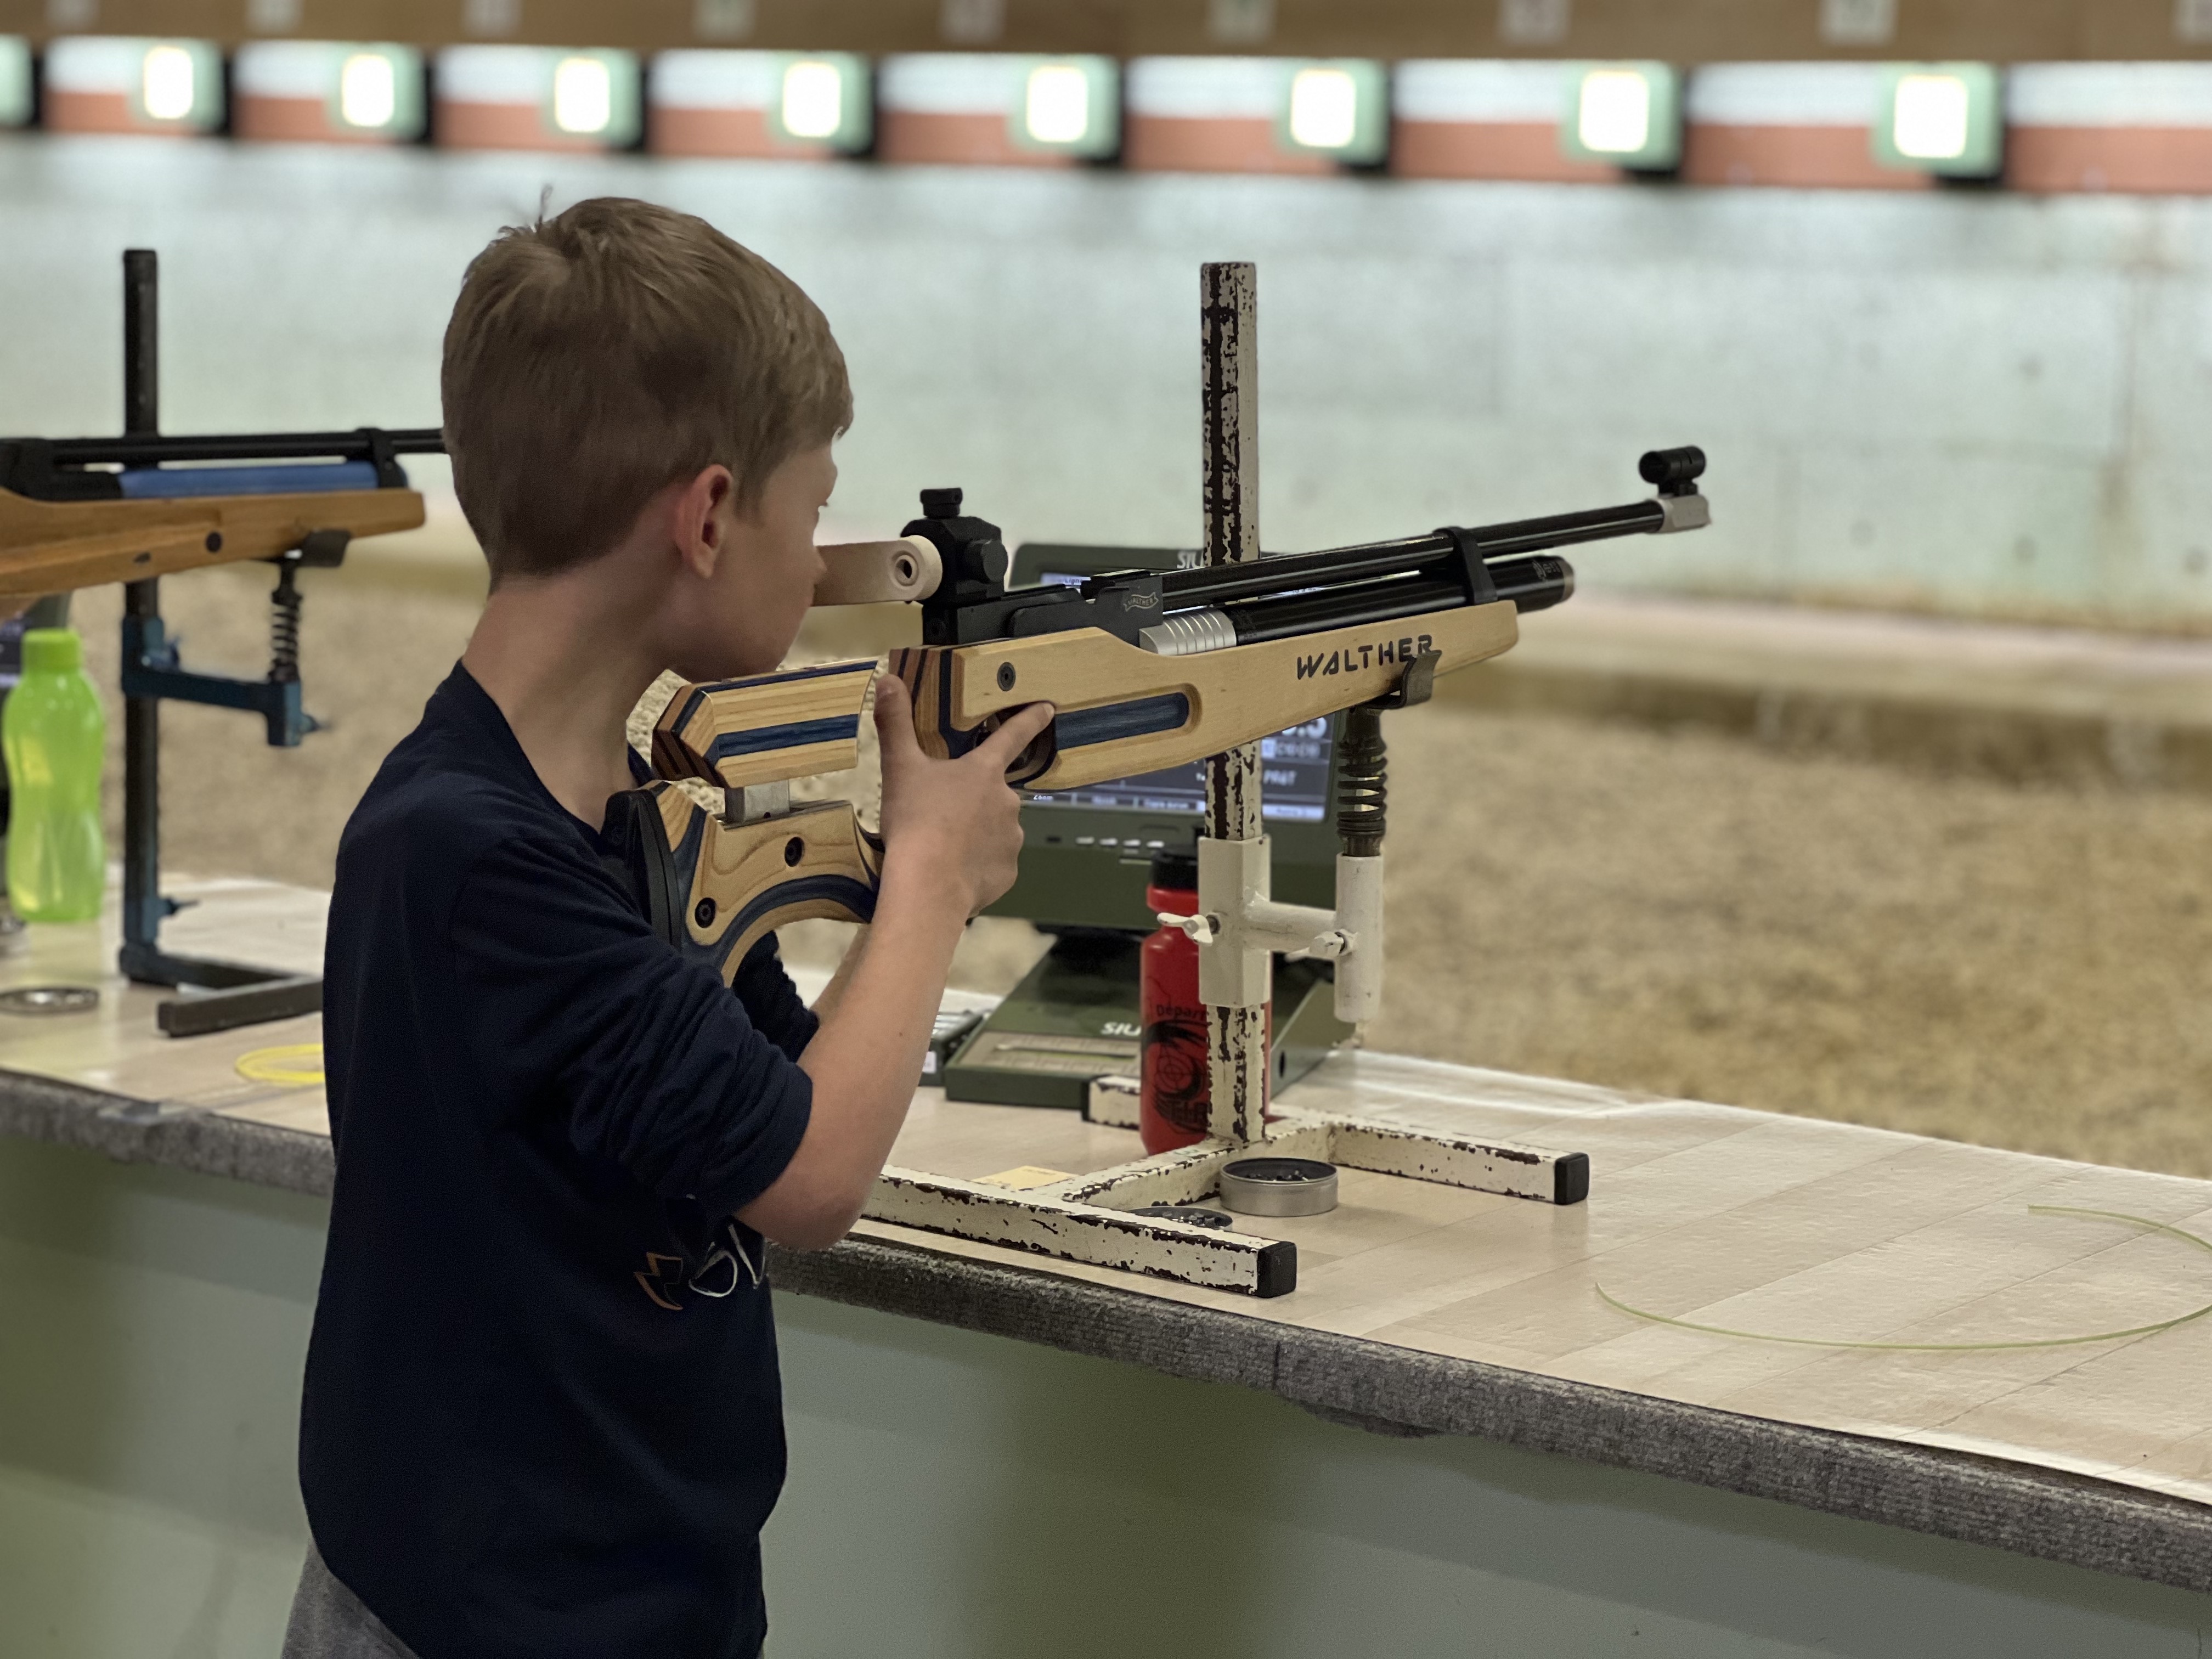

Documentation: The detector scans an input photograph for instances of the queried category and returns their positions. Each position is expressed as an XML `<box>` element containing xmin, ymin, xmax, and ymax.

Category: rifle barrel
<box><xmin>1142</xmin><ymin>554</ymin><xmax>1575</xmax><ymax>656</ymax></box>
<box><xmin>1222</xmin><ymin>574</ymin><xmax>1466</xmax><ymax>644</ymax></box>
<box><xmin>22</xmin><ymin>427</ymin><xmax>447</xmax><ymax>466</ymax></box>
<box><xmin>1155</xmin><ymin>499</ymin><xmax>1662</xmax><ymax>608</ymax></box>
<box><xmin>1226</xmin><ymin>552</ymin><xmax>1577</xmax><ymax>637</ymax></box>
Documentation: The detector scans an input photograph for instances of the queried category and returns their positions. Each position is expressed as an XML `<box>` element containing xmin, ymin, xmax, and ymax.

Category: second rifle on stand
<box><xmin>108</xmin><ymin>249</ymin><xmax>443</xmax><ymax>1036</ymax></box>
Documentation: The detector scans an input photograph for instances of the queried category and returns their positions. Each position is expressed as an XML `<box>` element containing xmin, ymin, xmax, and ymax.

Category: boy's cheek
<box><xmin>665</xmin><ymin>600</ymin><xmax>757</xmax><ymax>682</ymax></box>
<box><xmin>696</xmin><ymin>577</ymin><xmax>811</xmax><ymax>678</ymax></box>
<box><xmin>668</xmin><ymin>529</ymin><xmax>818</xmax><ymax>679</ymax></box>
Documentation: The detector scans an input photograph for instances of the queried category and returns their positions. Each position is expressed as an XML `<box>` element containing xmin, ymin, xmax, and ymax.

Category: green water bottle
<box><xmin>4</xmin><ymin>628</ymin><xmax>106</xmax><ymax>922</ymax></box>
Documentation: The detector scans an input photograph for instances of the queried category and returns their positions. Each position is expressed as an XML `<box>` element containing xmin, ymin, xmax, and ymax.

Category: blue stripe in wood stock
<box><xmin>115</xmin><ymin>461</ymin><xmax>384</xmax><ymax>498</ymax></box>
<box><xmin>933</xmin><ymin>658</ymin><xmax>975</xmax><ymax>759</ymax></box>
<box><xmin>1054</xmin><ymin>693</ymin><xmax>1190</xmax><ymax>749</ymax></box>
<box><xmin>668</xmin><ymin>688</ymin><xmax>708</xmax><ymax>736</ymax></box>
<box><xmin>713</xmin><ymin>874</ymin><xmax>879</xmax><ymax>972</ymax></box>
<box><xmin>704</xmin><ymin>715</ymin><xmax>861</xmax><ymax>761</ymax></box>
<box><xmin>673</xmin><ymin>663</ymin><xmax>874</xmax><ymax>749</ymax></box>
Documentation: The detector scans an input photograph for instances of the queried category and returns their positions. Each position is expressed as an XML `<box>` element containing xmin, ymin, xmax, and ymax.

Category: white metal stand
<box><xmin>860</xmin><ymin>261</ymin><xmax>1588</xmax><ymax>1298</ymax></box>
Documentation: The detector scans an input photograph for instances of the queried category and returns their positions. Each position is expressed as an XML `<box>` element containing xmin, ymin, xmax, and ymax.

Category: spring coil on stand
<box><xmin>1335</xmin><ymin>704</ymin><xmax>1388</xmax><ymax>858</ymax></box>
<box><xmin>268</xmin><ymin>560</ymin><xmax>303</xmax><ymax>684</ymax></box>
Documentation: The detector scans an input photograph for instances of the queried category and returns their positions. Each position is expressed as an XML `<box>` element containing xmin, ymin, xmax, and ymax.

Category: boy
<box><xmin>283</xmin><ymin>198</ymin><xmax>1053</xmax><ymax>1659</ymax></box>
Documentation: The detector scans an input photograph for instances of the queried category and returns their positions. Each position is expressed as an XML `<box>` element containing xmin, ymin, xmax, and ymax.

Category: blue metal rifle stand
<box><xmin>119</xmin><ymin>562</ymin><xmax>338</xmax><ymax>1039</ymax></box>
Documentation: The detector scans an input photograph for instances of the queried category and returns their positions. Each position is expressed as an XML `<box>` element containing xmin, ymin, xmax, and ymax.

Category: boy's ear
<box><xmin>673</xmin><ymin>465</ymin><xmax>738</xmax><ymax>579</ymax></box>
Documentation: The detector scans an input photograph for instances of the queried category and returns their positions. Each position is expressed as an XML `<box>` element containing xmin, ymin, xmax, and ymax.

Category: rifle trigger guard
<box><xmin>994</xmin><ymin>708</ymin><xmax>1058</xmax><ymax>787</ymax></box>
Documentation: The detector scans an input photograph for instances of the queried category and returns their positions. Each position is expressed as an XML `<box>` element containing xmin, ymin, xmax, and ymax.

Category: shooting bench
<box><xmin>0</xmin><ymin>874</ymin><xmax>2207</xmax><ymax>1652</ymax></box>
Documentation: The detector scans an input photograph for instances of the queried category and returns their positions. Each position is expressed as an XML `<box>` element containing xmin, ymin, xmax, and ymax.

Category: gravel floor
<box><xmin>1378</xmin><ymin>702</ymin><xmax>2212</xmax><ymax>1178</ymax></box>
<box><xmin>69</xmin><ymin>571</ymin><xmax>2212</xmax><ymax>1180</ymax></box>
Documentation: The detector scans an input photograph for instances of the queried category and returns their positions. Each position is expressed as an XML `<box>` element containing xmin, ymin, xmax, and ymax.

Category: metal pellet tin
<box><xmin>1218</xmin><ymin>1157</ymin><xmax>1339</xmax><ymax>1217</ymax></box>
<box><xmin>0</xmin><ymin>985</ymin><xmax>99</xmax><ymax>1015</ymax></box>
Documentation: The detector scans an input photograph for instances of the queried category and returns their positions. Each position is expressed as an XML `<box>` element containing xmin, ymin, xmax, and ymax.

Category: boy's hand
<box><xmin>759</xmin><ymin>676</ymin><xmax>1057</xmax><ymax>1250</ymax></box>
<box><xmin>873</xmin><ymin>674</ymin><xmax>1057</xmax><ymax>919</ymax></box>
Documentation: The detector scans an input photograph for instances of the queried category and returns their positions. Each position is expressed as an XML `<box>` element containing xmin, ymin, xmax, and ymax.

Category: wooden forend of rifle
<box><xmin>0</xmin><ymin>486</ymin><xmax>425</xmax><ymax>601</ymax></box>
<box><xmin>652</xmin><ymin>660</ymin><xmax>878</xmax><ymax>792</ymax></box>
<box><xmin>891</xmin><ymin>597</ymin><xmax>1520</xmax><ymax>791</ymax></box>
<box><xmin>665</xmin><ymin>796</ymin><xmax>883</xmax><ymax>981</ymax></box>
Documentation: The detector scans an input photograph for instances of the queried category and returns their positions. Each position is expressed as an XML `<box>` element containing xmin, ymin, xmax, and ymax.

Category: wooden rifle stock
<box><xmin>620</xmin><ymin>599</ymin><xmax>1516</xmax><ymax>974</ymax></box>
<box><xmin>618</xmin><ymin>781</ymin><xmax>883</xmax><ymax>984</ymax></box>
<box><xmin>628</xmin><ymin>660</ymin><xmax>885</xmax><ymax>983</ymax></box>
<box><xmin>890</xmin><ymin>598</ymin><xmax>1518</xmax><ymax>791</ymax></box>
<box><xmin>0</xmin><ymin>424</ymin><xmax>446</xmax><ymax>607</ymax></box>
<box><xmin>0</xmin><ymin>484</ymin><xmax>426</xmax><ymax>610</ymax></box>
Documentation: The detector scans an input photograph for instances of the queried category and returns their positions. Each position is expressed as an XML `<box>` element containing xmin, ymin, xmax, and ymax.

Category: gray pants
<box><xmin>281</xmin><ymin>1545</ymin><xmax>420</xmax><ymax>1659</ymax></box>
<box><xmin>280</xmin><ymin>1544</ymin><xmax>767</xmax><ymax>1657</ymax></box>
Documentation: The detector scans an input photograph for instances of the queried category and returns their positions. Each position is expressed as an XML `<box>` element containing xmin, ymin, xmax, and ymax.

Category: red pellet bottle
<box><xmin>1139</xmin><ymin>850</ymin><xmax>1211</xmax><ymax>1154</ymax></box>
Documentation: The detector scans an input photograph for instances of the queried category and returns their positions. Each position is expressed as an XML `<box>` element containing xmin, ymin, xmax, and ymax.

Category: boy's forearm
<box><xmin>805</xmin><ymin>876</ymin><xmax>964</xmax><ymax>1125</ymax></box>
<box><xmin>742</xmin><ymin>856</ymin><xmax>967</xmax><ymax>1246</ymax></box>
<box><xmin>807</xmin><ymin>923</ymin><xmax>871</xmax><ymax>1024</ymax></box>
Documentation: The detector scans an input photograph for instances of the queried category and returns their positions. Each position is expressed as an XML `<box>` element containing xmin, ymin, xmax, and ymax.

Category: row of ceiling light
<box><xmin>0</xmin><ymin>37</ymin><xmax>2025</xmax><ymax>180</ymax></box>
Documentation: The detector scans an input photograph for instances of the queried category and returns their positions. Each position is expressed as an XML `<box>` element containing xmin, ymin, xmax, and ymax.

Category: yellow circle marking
<box><xmin>235</xmin><ymin>1042</ymin><xmax>325</xmax><ymax>1088</ymax></box>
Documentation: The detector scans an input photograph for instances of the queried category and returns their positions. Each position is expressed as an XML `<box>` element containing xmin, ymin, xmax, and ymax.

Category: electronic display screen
<box><xmin>1023</xmin><ymin>718</ymin><xmax>1334</xmax><ymax>822</ymax></box>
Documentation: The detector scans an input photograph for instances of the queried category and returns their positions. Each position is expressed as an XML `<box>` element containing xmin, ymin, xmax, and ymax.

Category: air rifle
<box><xmin>0</xmin><ymin>418</ymin><xmax>442</xmax><ymax>1032</ymax></box>
<box><xmin>0</xmin><ymin>425</ymin><xmax>442</xmax><ymax>1031</ymax></box>
<box><xmin>1</xmin><ymin>247</ymin><xmax>447</xmax><ymax>1035</ymax></box>
<box><xmin>0</xmin><ymin>425</ymin><xmax>439</xmax><ymax>622</ymax></box>
<box><xmin>622</xmin><ymin>445</ymin><xmax>1711</xmax><ymax>994</ymax></box>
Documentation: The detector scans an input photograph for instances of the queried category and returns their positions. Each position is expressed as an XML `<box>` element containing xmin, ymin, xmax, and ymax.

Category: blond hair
<box><xmin>442</xmin><ymin>198</ymin><xmax>851</xmax><ymax>585</ymax></box>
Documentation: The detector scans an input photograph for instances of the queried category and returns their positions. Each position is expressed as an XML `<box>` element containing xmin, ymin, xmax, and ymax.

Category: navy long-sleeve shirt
<box><xmin>301</xmin><ymin>663</ymin><xmax>815</xmax><ymax>1659</ymax></box>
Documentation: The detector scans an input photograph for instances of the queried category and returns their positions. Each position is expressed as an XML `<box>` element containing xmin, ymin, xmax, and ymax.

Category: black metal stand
<box><xmin>116</xmin><ymin>250</ymin><xmax>326</xmax><ymax>1039</ymax></box>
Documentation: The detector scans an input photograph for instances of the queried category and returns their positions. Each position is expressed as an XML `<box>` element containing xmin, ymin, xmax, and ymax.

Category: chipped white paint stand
<box><xmin>859</xmin><ymin>264</ymin><xmax>1588</xmax><ymax>1297</ymax></box>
